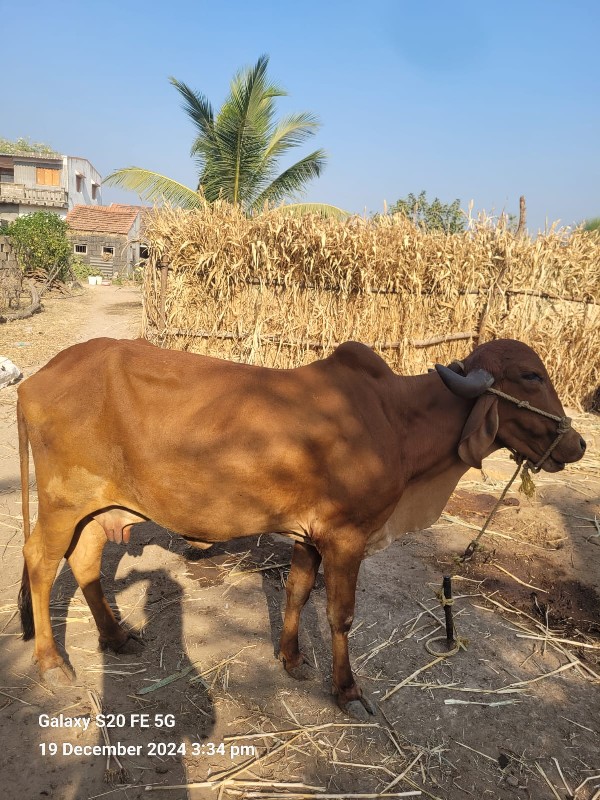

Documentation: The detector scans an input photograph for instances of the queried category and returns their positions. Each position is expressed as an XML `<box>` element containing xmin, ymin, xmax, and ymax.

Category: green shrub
<box><xmin>71</xmin><ymin>256</ymin><xmax>94</xmax><ymax>280</ymax></box>
<box><xmin>6</xmin><ymin>212</ymin><xmax>72</xmax><ymax>281</ymax></box>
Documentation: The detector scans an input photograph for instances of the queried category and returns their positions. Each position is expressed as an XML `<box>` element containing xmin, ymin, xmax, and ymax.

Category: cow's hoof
<box><xmin>285</xmin><ymin>659</ymin><xmax>315</xmax><ymax>682</ymax></box>
<box><xmin>339</xmin><ymin>694</ymin><xmax>376</xmax><ymax>721</ymax></box>
<box><xmin>114</xmin><ymin>635</ymin><xmax>145</xmax><ymax>655</ymax></box>
<box><xmin>100</xmin><ymin>632</ymin><xmax>144</xmax><ymax>655</ymax></box>
<box><xmin>41</xmin><ymin>662</ymin><xmax>76</xmax><ymax>688</ymax></box>
<box><xmin>279</xmin><ymin>653</ymin><xmax>314</xmax><ymax>681</ymax></box>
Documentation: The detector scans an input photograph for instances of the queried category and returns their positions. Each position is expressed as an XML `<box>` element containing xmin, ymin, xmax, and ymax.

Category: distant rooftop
<box><xmin>66</xmin><ymin>204</ymin><xmax>141</xmax><ymax>235</ymax></box>
<box><xmin>0</xmin><ymin>150</ymin><xmax>62</xmax><ymax>161</ymax></box>
<box><xmin>110</xmin><ymin>203</ymin><xmax>151</xmax><ymax>212</ymax></box>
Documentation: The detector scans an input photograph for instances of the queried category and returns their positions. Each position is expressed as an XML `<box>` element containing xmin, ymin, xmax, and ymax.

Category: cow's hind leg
<box><xmin>322</xmin><ymin>531</ymin><xmax>375</xmax><ymax>721</ymax></box>
<box><xmin>23</xmin><ymin>515</ymin><xmax>78</xmax><ymax>686</ymax></box>
<box><xmin>278</xmin><ymin>541</ymin><xmax>321</xmax><ymax>680</ymax></box>
<box><xmin>66</xmin><ymin>520</ymin><xmax>143</xmax><ymax>655</ymax></box>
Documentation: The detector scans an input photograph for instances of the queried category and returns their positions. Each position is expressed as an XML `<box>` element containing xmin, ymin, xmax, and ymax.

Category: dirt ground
<box><xmin>0</xmin><ymin>285</ymin><xmax>598</xmax><ymax>800</ymax></box>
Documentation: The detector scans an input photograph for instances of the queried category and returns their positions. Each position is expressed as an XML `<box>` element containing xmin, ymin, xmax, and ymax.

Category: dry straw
<box><xmin>142</xmin><ymin>204</ymin><xmax>599</xmax><ymax>409</ymax></box>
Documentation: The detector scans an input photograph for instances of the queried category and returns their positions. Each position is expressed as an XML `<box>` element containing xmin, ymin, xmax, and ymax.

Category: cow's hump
<box><xmin>329</xmin><ymin>341</ymin><xmax>393</xmax><ymax>380</ymax></box>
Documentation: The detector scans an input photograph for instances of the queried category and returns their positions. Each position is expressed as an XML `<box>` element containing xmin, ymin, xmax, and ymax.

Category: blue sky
<box><xmin>3</xmin><ymin>0</ymin><xmax>599</xmax><ymax>231</ymax></box>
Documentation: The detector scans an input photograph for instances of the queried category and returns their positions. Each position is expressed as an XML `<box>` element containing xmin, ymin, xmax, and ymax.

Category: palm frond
<box><xmin>169</xmin><ymin>77</ymin><xmax>215</xmax><ymax>148</ymax></box>
<box><xmin>251</xmin><ymin>149</ymin><xmax>327</xmax><ymax>209</ymax></box>
<box><xmin>263</xmin><ymin>113</ymin><xmax>321</xmax><ymax>161</ymax></box>
<box><xmin>271</xmin><ymin>203</ymin><xmax>351</xmax><ymax>220</ymax></box>
<box><xmin>103</xmin><ymin>168</ymin><xmax>203</xmax><ymax>208</ymax></box>
<box><xmin>220</xmin><ymin>54</ymin><xmax>273</xmax><ymax>205</ymax></box>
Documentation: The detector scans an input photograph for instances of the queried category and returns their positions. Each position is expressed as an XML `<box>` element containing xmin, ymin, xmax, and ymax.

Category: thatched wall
<box><xmin>142</xmin><ymin>204</ymin><xmax>600</xmax><ymax>410</ymax></box>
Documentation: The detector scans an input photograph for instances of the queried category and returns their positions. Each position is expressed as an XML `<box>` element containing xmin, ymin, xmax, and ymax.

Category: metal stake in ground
<box><xmin>425</xmin><ymin>576</ymin><xmax>467</xmax><ymax>657</ymax></box>
<box><xmin>442</xmin><ymin>575</ymin><xmax>455</xmax><ymax>650</ymax></box>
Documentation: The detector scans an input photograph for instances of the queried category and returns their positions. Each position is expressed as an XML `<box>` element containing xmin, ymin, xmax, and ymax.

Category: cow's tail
<box><xmin>17</xmin><ymin>399</ymin><xmax>34</xmax><ymax>640</ymax></box>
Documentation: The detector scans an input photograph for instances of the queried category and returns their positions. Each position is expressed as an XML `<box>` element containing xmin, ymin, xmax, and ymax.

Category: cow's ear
<box><xmin>458</xmin><ymin>396</ymin><xmax>499</xmax><ymax>469</ymax></box>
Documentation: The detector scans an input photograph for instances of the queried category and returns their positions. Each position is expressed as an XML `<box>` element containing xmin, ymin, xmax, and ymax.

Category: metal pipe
<box><xmin>442</xmin><ymin>575</ymin><xmax>455</xmax><ymax>649</ymax></box>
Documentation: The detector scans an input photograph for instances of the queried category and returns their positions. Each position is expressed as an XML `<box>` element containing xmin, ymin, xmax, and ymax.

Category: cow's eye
<box><xmin>521</xmin><ymin>372</ymin><xmax>543</xmax><ymax>382</ymax></box>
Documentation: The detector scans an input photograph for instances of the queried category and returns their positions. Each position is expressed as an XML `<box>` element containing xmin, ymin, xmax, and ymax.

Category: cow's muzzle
<box><xmin>540</xmin><ymin>429</ymin><xmax>586</xmax><ymax>472</ymax></box>
<box><xmin>490</xmin><ymin>392</ymin><xmax>587</xmax><ymax>473</ymax></box>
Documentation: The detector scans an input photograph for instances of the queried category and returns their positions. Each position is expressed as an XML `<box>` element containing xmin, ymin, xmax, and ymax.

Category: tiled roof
<box><xmin>66</xmin><ymin>205</ymin><xmax>140</xmax><ymax>235</ymax></box>
<box><xmin>109</xmin><ymin>203</ymin><xmax>149</xmax><ymax>211</ymax></box>
<box><xmin>110</xmin><ymin>203</ymin><xmax>154</xmax><ymax>231</ymax></box>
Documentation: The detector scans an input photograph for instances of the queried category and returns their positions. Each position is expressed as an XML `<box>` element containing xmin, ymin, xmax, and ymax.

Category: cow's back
<box><xmin>17</xmin><ymin>338</ymin><xmax>401</xmax><ymax>541</ymax></box>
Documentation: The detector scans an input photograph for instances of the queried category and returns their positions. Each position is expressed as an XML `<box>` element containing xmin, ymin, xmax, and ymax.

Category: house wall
<box><xmin>69</xmin><ymin>232</ymin><xmax>131</xmax><ymax>278</ymax></box>
<box><xmin>0</xmin><ymin>200</ymin><xmax>67</xmax><ymax>223</ymax></box>
<box><xmin>0</xmin><ymin>153</ymin><xmax>102</xmax><ymax>222</ymax></box>
<box><xmin>1</xmin><ymin>155</ymin><xmax>68</xmax><ymax>220</ymax></box>
<box><xmin>13</xmin><ymin>156</ymin><xmax>63</xmax><ymax>186</ymax></box>
<box><xmin>0</xmin><ymin>203</ymin><xmax>20</xmax><ymax>223</ymax></box>
<box><xmin>127</xmin><ymin>213</ymin><xmax>142</xmax><ymax>265</ymax></box>
<box><xmin>0</xmin><ymin>235</ymin><xmax>22</xmax><ymax>312</ymax></box>
<box><xmin>65</xmin><ymin>157</ymin><xmax>102</xmax><ymax>209</ymax></box>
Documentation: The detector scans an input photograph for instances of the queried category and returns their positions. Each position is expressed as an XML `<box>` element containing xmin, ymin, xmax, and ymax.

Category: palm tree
<box><xmin>105</xmin><ymin>55</ymin><xmax>344</xmax><ymax>216</ymax></box>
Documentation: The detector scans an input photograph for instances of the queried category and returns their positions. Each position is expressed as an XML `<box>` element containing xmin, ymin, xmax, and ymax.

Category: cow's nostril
<box><xmin>580</xmin><ymin>438</ymin><xmax>587</xmax><ymax>452</ymax></box>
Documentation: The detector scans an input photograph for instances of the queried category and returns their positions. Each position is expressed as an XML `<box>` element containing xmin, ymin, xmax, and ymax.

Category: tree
<box><xmin>0</xmin><ymin>137</ymin><xmax>59</xmax><ymax>156</ymax></box>
<box><xmin>105</xmin><ymin>55</ymin><xmax>341</xmax><ymax>216</ymax></box>
<box><xmin>583</xmin><ymin>217</ymin><xmax>600</xmax><ymax>232</ymax></box>
<box><xmin>6</xmin><ymin>212</ymin><xmax>72</xmax><ymax>282</ymax></box>
<box><xmin>390</xmin><ymin>191</ymin><xmax>465</xmax><ymax>233</ymax></box>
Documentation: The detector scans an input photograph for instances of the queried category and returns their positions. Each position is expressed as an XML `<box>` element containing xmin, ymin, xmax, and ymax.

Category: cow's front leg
<box><xmin>322</xmin><ymin>530</ymin><xmax>376</xmax><ymax>720</ymax></box>
<box><xmin>279</xmin><ymin>541</ymin><xmax>321</xmax><ymax>679</ymax></box>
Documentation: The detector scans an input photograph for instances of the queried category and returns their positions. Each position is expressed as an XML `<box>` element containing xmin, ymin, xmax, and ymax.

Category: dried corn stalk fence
<box><xmin>142</xmin><ymin>204</ymin><xmax>600</xmax><ymax>410</ymax></box>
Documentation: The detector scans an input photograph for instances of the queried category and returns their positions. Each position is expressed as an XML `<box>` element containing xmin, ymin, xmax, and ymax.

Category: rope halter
<box><xmin>445</xmin><ymin>360</ymin><xmax>572</xmax><ymax>473</ymax></box>
<box><xmin>442</xmin><ymin>360</ymin><xmax>574</xmax><ymax>562</ymax></box>
<box><xmin>485</xmin><ymin>386</ymin><xmax>572</xmax><ymax>473</ymax></box>
<box><xmin>459</xmin><ymin>394</ymin><xmax>572</xmax><ymax>561</ymax></box>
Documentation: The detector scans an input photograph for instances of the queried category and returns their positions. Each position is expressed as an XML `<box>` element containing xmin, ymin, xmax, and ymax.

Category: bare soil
<box><xmin>0</xmin><ymin>286</ymin><xmax>598</xmax><ymax>800</ymax></box>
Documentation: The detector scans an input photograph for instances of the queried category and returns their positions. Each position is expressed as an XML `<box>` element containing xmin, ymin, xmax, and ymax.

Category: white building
<box><xmin>0</xmin><ymin>151</ymin><xmax>102</xmax><ymax>223</ymax></box>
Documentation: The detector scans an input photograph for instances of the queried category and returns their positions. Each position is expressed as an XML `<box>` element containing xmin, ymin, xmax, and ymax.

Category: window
<box><xmin>74</xmin><ymin>244</ymin><xmax>87</xmax><ymax>254</ymax></box>
<box><xmin>91</xmin><ymin>182</ymin><xmax>99</xmax><ymax>200</ymax></box>
<box><xmin>36</xmin><ymin>167</ymin><xmax>60</xmax><ymax>186</ymax></box>
<box><xmin>0</xmin><ymin>168</ymin><xmax>14</xmax><ymax>184</ymax></box>
<box><xmin>75</xmin><ymin>174</ymin><xmax>84</xmax><ymax>192</ymax></box>
<box><xmin>102</xmin><ymin>246</ymin><xmax>114</xmax><ymax>257</ymax></box>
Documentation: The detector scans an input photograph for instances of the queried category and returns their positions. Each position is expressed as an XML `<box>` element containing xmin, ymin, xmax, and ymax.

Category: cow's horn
<box><xmin>435</xmin><ymin>364</ymin><xmax>494</xmax><ymax>398</ymax></box>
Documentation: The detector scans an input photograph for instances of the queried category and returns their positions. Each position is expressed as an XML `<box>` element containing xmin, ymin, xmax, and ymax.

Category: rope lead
<box><xmin>460</xmin><ymin>458</ymin><xmax>523</xmax><ymax>561</ymax></box>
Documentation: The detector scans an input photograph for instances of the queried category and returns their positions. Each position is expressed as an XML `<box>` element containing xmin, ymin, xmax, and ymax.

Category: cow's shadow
<box><xmin>181</xmin><ymin>530</ymin><xmax>327</xmax><ymax>665</ymax></box>
<box><xmin>50</xmin><ymin>524</ymin><xmax>215</xmax><ymax>795</ymax></box>
<box><xmin>49</xmin><ymin>523</ymin><xmax>328</xmax><ymax>795</ymax></box>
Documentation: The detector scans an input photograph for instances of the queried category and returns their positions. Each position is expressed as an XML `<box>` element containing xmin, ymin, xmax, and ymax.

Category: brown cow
<box><xmin>17</xmin><ymin>337</ymin><xmax>585</xmax><ymax>719</ymax></box>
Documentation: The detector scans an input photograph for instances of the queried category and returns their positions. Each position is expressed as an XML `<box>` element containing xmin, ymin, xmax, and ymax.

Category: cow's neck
<box><xmin>364</xmin><ymin>373</ymin><xmax>483</xmax><ymax>554</ymax></box>
<box><xmin>390</xmin><ymin>372</ymin><xmax>476</xmax><ymax>483</ymax></box>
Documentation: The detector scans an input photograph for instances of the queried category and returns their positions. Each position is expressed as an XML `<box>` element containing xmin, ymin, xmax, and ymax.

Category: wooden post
<box><xmin>158</xmin><ymin>257</ymin><xmax>169</xmax><ymax>331</ymax></box>
<box><xmin>515</xmin><ymin>195</ymin><xmax>527</xmax><ymax>238</ymax></box>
